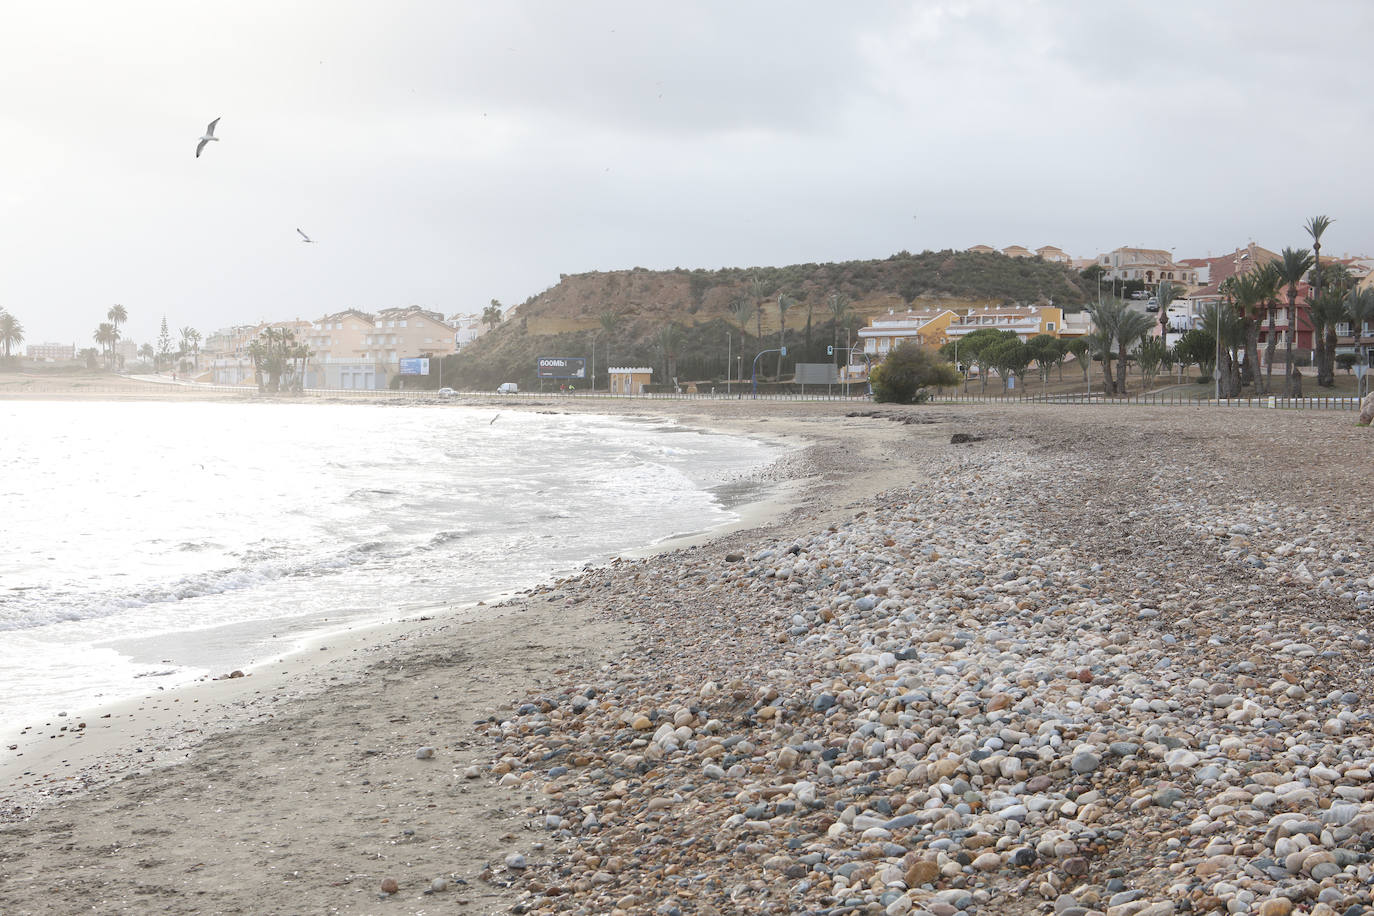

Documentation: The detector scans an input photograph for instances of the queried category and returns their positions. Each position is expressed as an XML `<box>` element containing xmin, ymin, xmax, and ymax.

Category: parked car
<box><xmin>496</xmin><ymin>382</ymin><xmax>518</xmax><ymax>394</ymax></box>
<box><xmin>437</xmin><ymin>387</ymin><xmax>456</xmax><ymax>397</ymax></box>
<box><xmin>1146</xmin><ymin>298</ymin><xmax>1159</xmax><ymax>312</ymax></box>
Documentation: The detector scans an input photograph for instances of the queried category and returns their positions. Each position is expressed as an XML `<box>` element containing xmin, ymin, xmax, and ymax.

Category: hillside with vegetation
<box><xmin>442</xmin><ymin>250</ymin><xmax>1093</xmax><ymax>390</ymax></box>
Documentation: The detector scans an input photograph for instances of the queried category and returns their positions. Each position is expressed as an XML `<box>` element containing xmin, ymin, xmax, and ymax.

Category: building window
<box><xmin>1047</xmin><ymin>322</ymin><xmax>1055</xmax><ymax>331</ymax></box>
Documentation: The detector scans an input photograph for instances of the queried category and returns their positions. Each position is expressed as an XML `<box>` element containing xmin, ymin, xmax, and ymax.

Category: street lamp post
<box><xmin>726</xmin><ymin>333</ymin><xmax>731</xmax><ymax>396</ymax></box>
<box><xmin>1214</xmin><ymin>314</ymin><xmax>1221</xmax><ymax>402</ymax></box>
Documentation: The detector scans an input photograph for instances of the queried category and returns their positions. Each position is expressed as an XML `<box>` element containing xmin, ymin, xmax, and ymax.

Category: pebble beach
<box><xmin>2</xmin><ymin>399</ymin><xmax>1373</xmax><ymax>916</ymax></box>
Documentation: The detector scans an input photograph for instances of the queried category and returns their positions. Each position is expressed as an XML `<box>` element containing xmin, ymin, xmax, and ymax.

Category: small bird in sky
<box><xmin>195</xmin><ymin>118</ymin><xmax>220</xmax><ymax>158</ymax></box>
<box><xmin>297</xmin><ymin>228</ymin><xmax>316</xmax><ymax>243</ymax></box>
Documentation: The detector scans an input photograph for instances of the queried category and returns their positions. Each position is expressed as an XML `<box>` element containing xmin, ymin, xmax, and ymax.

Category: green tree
<box><xmin>1065</xmin><ymin>338</ymin><xmax>1090</xmax><ymax>384</ymax></box>
<box><xmin>1025</xmin><ymin>333</ymin><xmax>1058</xmax><ymax>383</ymax></box>
<box><xmin>483</xmin><ymin>300</ymin><xmax>503</xmax><ymax>331</ymax></box>
<box><xmin>869</xmin><ymin>342</ymin><xmax>959</xmax><ymax>403</ymax></box>
<box><xmin>1306</xmin><ymin>214</ymin><xmax>1333</xmax><ymax>315</ymax></box>
<box><xmin>1202</xmin><ymin>301</ymin><xmax>1245</xmax><ymax>397</ymax></box>
<box><xmin>1173</xmin><ymin>328</ymin><xmax>1216</xmax><ymax>378</ymax></box>
<box><xmin>179</xmin><ymin>326</ymin><xmax>201</xmax><ymax>372</ymax></box>
<box><xmin>1084</xmin><ymin>322</ymin><xmax>1115</xmax><ymax>395</ymax></box>
<box><xmin>954</xmin><ymin>327</ymin><xmax>1017</xmax><ymax>394</ymax></box>
<box><xmin>0</xmin><ymin>310</ymin><xmax>23</xmax><ymax>361</ymax></box>
<box><xmin>1308</xmin><ymin>289</ymin><xmax>1345</xmax><ymax>388</ymax></box>
<box><xmin>1345</xmin><ymin>287</ymin><xmax>1374</xmax><ymax>393</ymax></box>
<box><xmin>749</xmin><ymin>275</ymin><xmax>770</xmax><ymax>340</ymax></box>
<box><xmin>138</xmin><ymin>342</ymin><xmax>155</xmax><ymax>364</ymax></box>
<box><xmin>656</xmin><ymin>323</ymin><xmax>683</xmax><ymax>381</ymax></box>
<box><xmin>1272</xmin><ymin>247</ymin><xmax>1314</xmax><ymax>396</ymax></box>
<box><xmin>1223</xmin><ymin>272</ymin><xmax>1265</xmax><ymax>393</ymax></box>
<box><xmin>730</xmin><ymin>298</ymin><xmax>755</xmax><ymax>339</ymax></box>
<box><xmin>94</xmin><ymin>322</ymin><xmax>116</xmax><ymax>369</ymax></box>
<box><xmin>1086</xmin><ymin>297</ymin><xmax>1151</xmax><ymax>394</ymax></box>
<box><xmin>157</xmin><ymin>316</ymin><xmax>172</xmax><ymax>370</ymax></box>
<box><xmin>1335</xmin><ymin>352</ymin><xmax>1358</xmax><ymax>374</ymax></box>
<box><xmin>249</xmin><ymin>327</ymin><xmax>311</xmax><ymax>393</ymax></box>
<box><xmin>1134</xmin><ymin>336</ymin><xmax>1168</xmax><ymax>388</ymax></box>
<box><xmin>986</xmin><ymin>339</ymin><xmax>1030</xmax><ymax>391</ymax></box>
<box><xmin>107</xmin><ymin>303</ymin><xmax>127</xmax><ymax>346</ymax></box>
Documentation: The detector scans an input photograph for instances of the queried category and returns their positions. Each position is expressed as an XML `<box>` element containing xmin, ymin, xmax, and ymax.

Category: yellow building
<box><xmin>856</xmin><ymin>309</ymin><xmax>962</xmax><ymax>360</ymax></box>
<box><xmin>608</xmin><ymin>366</ymin><xmax>652</xmax><ymax>395</ymax></box>
<box><xmin>306</xmin><ymin>309</ymin><xmax>378</xmax><ymax>389</ymax></box>
<box><xmin>943</xmin><ymin>305</ymin><xmax>1065</xmax><ymax>342</ymax></box>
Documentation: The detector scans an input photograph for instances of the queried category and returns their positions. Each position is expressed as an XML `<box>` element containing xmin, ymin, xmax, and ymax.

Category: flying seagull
<box><xmin>297</xmin><ymin>228</ymin><xmax>316</xmax><ymax>243</ymax></box>
<box><xmin>195</xmin><ymin>118</ymin><xmax>220</xmax><ymax>158</ymax></box>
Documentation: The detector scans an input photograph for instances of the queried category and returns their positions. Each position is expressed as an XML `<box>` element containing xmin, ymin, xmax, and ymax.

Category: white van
<box><xmin>496</xmin><ymin>382</ymin><xmax>518</xmax><ymax>394</ymax></box>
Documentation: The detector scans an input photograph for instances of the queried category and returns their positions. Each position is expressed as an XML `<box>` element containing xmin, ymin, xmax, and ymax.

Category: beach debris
<box><xmin>379</xmin><ymin>877</ymin><xmax>398</xmax><ymax>894</ymax></box>
<box><xmin>467</xmin><ymin>422</ymin><xmax>1374</xmax><ymax>916</ymax></box>
<box><xmin>296</xmin><ymin>228</ymin><xmax>315</xmax><ymax>243</ymax></box>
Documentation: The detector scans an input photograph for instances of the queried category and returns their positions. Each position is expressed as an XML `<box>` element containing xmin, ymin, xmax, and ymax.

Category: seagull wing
<box><xmin>205</xmin><ymin>117</ymin><xmax>220</xmax><ymax>137</ymax></box>
<box><xmin>196</xmin><ymin>138</ymin><xmax>209</xmax><ymax>158</ymax></box>
<box><xmin>297</xmin><ymin>228</ymin><xmax>313</xmax><ymax>242</ymax></box>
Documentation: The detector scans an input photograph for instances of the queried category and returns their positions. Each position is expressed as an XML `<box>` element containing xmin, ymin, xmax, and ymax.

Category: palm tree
<box><xmin>482</xmin><ymin>300</ymin><xmax>503</xmax><ymax>331</ymax></box>
<box><xmin>1306</xmin><ymin>215</ymin><xmax>1333</xmax><ymax>313</ymax></box>
<box><xmin>1346</xmin><ymin>287</ymin><xmax>1374</xmax><ymax>393</ymax></box>
<box><xmin>94</xmin><ymin>322</ymin><xmax>116</xmax><ymax>369</ymax></box>
<box><xmin>1083</xmin><ymin>321</ymin><xmax>1115</xmax><ymax>395</ymax></box>
<box><xmin>1224</xmin><ymin>273</ymin><xmax>1264</xmax><ymax>393</ymax></box>
<box><xmin>1202</xmin><ymin>301</ymin><xmax>1245</xmax><ymax>398</ymax></box>
<box><xmin>656</xmin><ymin>323</ymin><xmax>683</xmax><ymax>382</ymax></box>
<box><xmin>729</xmin><ymin>298</ymin><xmax>754</xmax><ymax>337</ymax></box>
<box><xmin>748</xmin><ymin>276</ymin><xmax>770</xmax><ymax>341</ymax></box>
<box><xmin>1065</xmin><ymin>338</ymin><xmax>1090</xmax><ymax>385</ymax></box>
<box><xmin>1085</xmin><ymin>298</ymin><xmax>1150</xmax><ymax>394</ymax></box>
<box><xmin>1273</xmin><ymin>248</ymin><xmax>1314</xmax><ymax>396</ymax></box>
<box><xmin>0</xmin><ymin>310</ymin><xmax>23</xmax><ymax>361</ymax></box>
<box><xmin>775</xmin><ymin>293</ymin><xmax>790</xmax><ymax>379</ymax></box>
<box><xmin>138</xmin><ymin>343</ymin><xmax>155</xmax><ymax>364</ymax></box>
<box><xmin>179</xmin><ymin>326</ymin><xmax>201</xmax><ymax>372</ymax></box>
<box><xmin>1114</xmin><ymin>309</ymin><xmax>1152</xmax><ymax>394</ymax></box>
<box><xmin>107</xmin><ymin>304</ymin><xmax>127</xmax><ymax>344</ymax></box>
<box><xmin>1308</xmin><ymin>289</ymin><xmax>1345</xmax><ymax>388</ymax></box>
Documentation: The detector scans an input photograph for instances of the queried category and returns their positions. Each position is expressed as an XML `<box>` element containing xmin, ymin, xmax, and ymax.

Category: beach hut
<box><xmin>608</xmin><ymin>366</ymin><xmax>652</xmax><ymax>395</ymax></box>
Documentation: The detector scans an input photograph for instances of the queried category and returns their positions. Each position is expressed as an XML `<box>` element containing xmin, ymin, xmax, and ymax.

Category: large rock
<box><xmin>1359</xmin><ymin>390</ymin><xmax>1374</xmax><ymax>426</ymax></box>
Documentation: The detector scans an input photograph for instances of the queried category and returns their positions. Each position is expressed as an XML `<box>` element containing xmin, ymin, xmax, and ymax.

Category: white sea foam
<box><xmin>0</xmin><ymin>401</ymin><xmax>779</xmax><ymax>732</ymax></box>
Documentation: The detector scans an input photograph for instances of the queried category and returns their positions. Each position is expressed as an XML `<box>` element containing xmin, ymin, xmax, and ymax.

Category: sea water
<box><xmin>0</xmin><ymin>400</ymin><xmax>781</xmax><ymax>733</ymax></box>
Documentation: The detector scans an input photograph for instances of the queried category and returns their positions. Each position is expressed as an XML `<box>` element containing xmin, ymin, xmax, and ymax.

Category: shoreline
<box><xmin>2</xmin><ymin>399</ymin><xmax>1371</xmax><ymax>916</ymax></box>
<box><xmin>0</xmin><ymin>404</ymin><xmax>810</xmax><ymax>813</ymax></box>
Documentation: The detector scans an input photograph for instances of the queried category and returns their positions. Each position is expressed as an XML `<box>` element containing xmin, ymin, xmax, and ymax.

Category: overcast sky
<box><xmin>4</xmin><ymin>1</ymin><xmax>1372</xmax><ymax>347</ymax></box>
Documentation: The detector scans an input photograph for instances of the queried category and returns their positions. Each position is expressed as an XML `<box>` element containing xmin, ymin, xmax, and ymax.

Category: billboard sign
<box><xmin>793</xmin><ymin>363</ymin><xmax>839</xmax><ymax>384</ymax></box>
<box><xmin>398</xmin><ymin>358</ymin><xmax>430</xmax><ymax>376</ymax></box>
<box><xmin>536</xmin><ymin>357</ymin><xmax>586</xmax><ymax>379</ymax></box>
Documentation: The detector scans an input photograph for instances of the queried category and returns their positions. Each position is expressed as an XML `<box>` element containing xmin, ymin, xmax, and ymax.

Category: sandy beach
<box><xmin>2</xmin><ymin>392</ymin><xmax>1373</xmax><ymax>916</ymax></box>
